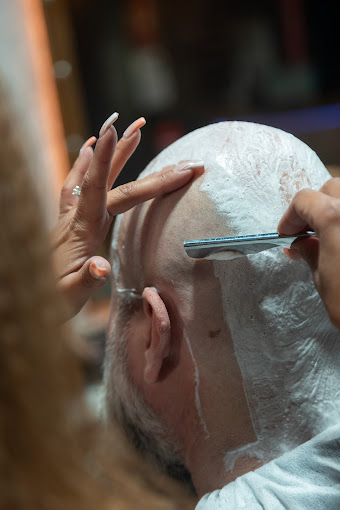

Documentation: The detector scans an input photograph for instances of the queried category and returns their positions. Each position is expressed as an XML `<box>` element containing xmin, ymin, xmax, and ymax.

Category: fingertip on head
<box><xmin>174</xmin><ymin>160</ymin><xmax>205</xmax><ymax>173</ymax></box>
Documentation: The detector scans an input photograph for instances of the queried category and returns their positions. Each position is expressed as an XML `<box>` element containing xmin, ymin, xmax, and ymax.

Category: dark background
<box><xmin>45</xmin><ymin>0</ymin><xmax>340</xmax><ymax>186</ymax></box>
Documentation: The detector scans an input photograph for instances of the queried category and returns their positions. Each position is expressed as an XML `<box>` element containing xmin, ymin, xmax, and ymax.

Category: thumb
<box><xmin>291</xmin><ymin>237</ymin><xmax>320</xmax><ymax>273</ymax></box>
<box><xmin>58</xmin><ymin>256</ymin><xmax>111</xmax><ymax>318</ymax></box>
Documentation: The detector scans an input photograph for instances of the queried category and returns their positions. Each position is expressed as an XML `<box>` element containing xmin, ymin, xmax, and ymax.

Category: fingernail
<box><xmin>123</xmin><ymin>117</ymin><xmax>146</xmax><ymax>139</ymax></box>
<box><xmin>79</xmin><ymin>136</ymin><xmax>97</xmax><ymax>155</ymax></box>
<box><xmin>90</xmin><ymin>261</ymin><xmax>107</xmax><ymax>279</ymax></box>
<box><xmin>99</xmin><ymin>112</ymin><xmax>119</xmax><ymax>138</ymax></box>
<box><xmin>283</xmin><ymin>247</ymin><xmax>303</xmax><ymax>261</ymax></box>
<box><xmin>174</xmin><ymin>160</ymin><xmax>205</xmax><ymax>172</ymax></box>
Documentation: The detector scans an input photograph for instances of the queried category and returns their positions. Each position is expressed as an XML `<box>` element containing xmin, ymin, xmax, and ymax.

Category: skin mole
<box><xmin>208</xmin><ymin>329</ymin><xmax>221</xmax><ymax>339</ymax></box>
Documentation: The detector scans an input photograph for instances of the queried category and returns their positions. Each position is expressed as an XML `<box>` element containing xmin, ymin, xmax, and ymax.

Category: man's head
<box><xmin>104</xmin><ymin>122</ymin><xmax>340</xmax><ymax>494</ymax></box>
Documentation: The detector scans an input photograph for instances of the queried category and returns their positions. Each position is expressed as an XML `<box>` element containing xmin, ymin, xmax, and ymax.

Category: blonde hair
<box><xmin>0</xmin><ymin>79</ymin><xmax>195</xmax><ymax>510</ymax></box>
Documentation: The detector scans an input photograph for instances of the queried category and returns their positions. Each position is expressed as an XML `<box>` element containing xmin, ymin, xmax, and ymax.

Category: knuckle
<box><xmin>59</xmin><ymin>186</ymin><xmax>72</xmax><ymax>210</ymax></box>
<box><xmin>72</xmin><ymin>214</ymin><xmax>86</xmax><ymax>233</ymax></box>
<box><xmin>158</xmin><ymin>171</ymin><xmax>167</xmax><ymax>184</ymax></box>
<box><xmin>80</xmin><ymin>173</ymin><xmax>91</xmax><ymax>192</ymax></box>
<box><xmin>321</xmin><ymin>201</ymin><xmax>340</xmax><ymax>227</ymax></box>
<box><xmin>79</xmin><ymin>173</ymin><xmax>107</xmax><ymax>196</ymax></box>
<box><xmin>158</xmin><ymin>169</ymin><xmax>167</xmax><ymax>179</ymax></box>
<box><xmin>117</xmin><ymin>181</ymin><xmax>137</xmax><ymax>198</ymax></box>
<box><xmin>153</xmin><ymin>171</ymin><xmax>167</xmax><ymax>191</ymax></box>
<box><xmin>321</xmin><ymin>177</ymin><xmax>340</xmax><ymax>194</ymax></box>
<box><xmin>320</xmin><ymin>179</ymin><xmax>333</xmax><ymax>194</ymax></box>
<box><xmin>60</xmin><ymin>185</ymin><xmax>69</xmax><ymax>199</ymax></box>
<box><xmin>294</xmin><ymin>188</ymin><xmax>311</xmax><ymax>201</ymax></box>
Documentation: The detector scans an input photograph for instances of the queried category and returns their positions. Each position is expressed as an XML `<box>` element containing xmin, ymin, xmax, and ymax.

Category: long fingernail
<box><xmin>99</xmin><ymin>112</ymin><xmax>119</xmax><ymax>138</ymax></box>
<box><xmin>283</xmin><ymin>247</ymin><xmax>303</xmax><ymax>261</ymax></box>
<box><xmin>90</xmin><ymin>261</ymin><xmax>107</xmax><ymax>279</ymax></box>
<box><xmin>123</xmin><ymin>117</ymin><xmax>146</xmax><ymax>139</ymax></box>
<box><xmin>79</xmin><ymin>136</ymin><xmax>97</xmax><ymax>155</ymax></box>
<box><xmin>174</xmin><ymin>160</ymin><xmax>205</xmax><ymax>172</ymax></box>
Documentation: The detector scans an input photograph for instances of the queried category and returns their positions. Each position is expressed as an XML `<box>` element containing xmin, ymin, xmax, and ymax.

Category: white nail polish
<box><xmin>175</xmin><ymin>160</ymin><xmax>205</xmax><ymax>172</ymax></box>
<box><xmin>99</xmin><ymin>112</ymin><xmax>119</xmax><ymax>137</ymax></box>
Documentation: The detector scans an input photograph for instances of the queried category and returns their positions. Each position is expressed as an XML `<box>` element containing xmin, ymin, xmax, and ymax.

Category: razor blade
<box><xmin>184</xmin><ymin>231</ymin><xmax>315</xmax><ymax>260</ymax></box>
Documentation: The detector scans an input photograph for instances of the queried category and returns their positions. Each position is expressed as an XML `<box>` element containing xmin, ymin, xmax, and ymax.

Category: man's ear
<box><xmin>142</xmin><ymin>287</ymin><xmax>171</xmax><ymax>384</ymax></box>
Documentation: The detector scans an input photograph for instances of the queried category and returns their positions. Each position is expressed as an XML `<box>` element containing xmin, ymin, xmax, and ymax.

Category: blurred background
<box><xmin>1</xmin><ymin>0</ymin><xmax>339</xmax><ymax>391</ymax></box>
<box><xmin>45</xmin><ymin>0</ymin><xmax>340</xmax><ymax>175</ymax></box>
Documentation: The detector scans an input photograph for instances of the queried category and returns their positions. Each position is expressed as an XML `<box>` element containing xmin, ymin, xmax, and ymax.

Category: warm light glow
<box><xmin>19</xmin><ymin>0</ymin><xmax>70</xmax><ymax>195</ymax></box>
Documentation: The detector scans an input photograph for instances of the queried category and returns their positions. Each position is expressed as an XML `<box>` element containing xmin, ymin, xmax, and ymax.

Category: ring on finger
<box><xmin>72</xmin><ymin>185</ymin><xmax>81</xmax><ymax>196</ymax></box>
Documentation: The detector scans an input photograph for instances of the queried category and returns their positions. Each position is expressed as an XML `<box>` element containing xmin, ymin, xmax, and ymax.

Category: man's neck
<box><xmin>185</xmin><ymin>435</ymin><xmax>263</xmax><ymax>498</ymax></box>
<box><xmin>179</xmin><ymin>315</ymin><xmax>260</xmax><ymax>496</ymax></box>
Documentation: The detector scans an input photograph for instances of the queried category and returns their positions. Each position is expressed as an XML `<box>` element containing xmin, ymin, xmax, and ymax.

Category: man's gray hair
<box><xmin>104</xmin><ymin>292</ymin><xmax>194</xmax><ymax>490</ymax></box>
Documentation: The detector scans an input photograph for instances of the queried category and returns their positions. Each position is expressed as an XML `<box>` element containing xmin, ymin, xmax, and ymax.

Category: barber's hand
<box><xmin>52</xmin><ymin>113</ymin><xmax>204</xmax><ymax>320</ymax></box>
<box><xmin>278</xmin><ymin>178</ymin><xmax>340</xmax><ymax>328</ymax></box>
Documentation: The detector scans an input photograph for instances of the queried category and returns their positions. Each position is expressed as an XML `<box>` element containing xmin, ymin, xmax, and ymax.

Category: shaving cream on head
<box><xmin>215</xmin><ymin>250</ymin><xmax>340</xmax><ymax>469</ymax></box>
<box><xmin>137</xmin><ymin>121</ymin><xmax>340</xmax><ymax>469</ymax></box>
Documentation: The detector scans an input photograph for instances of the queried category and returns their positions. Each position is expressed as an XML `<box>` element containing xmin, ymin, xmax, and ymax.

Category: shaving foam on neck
<box><xmin>184</xmin><ymin>331</ymin><xmax>210</xmax><ymax>438</ymax></box>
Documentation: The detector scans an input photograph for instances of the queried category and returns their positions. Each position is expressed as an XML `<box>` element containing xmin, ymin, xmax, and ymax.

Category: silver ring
<box><xmin>72</xmin><ymin>185</ymin><xmax>81</xmax><ymax>196</ymax></box>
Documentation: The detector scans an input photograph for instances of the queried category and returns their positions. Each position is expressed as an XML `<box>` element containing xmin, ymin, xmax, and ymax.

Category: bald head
<box><xmin>139</xmin><ymin>121</ymin><xmax>327</xmax><ymax>230</ymax></box>
<box><xmin>113</xmin><ymin>121</ymin><xmax>328</xmax><ymax>292</ymax></box>
<box><xmin>105</xmin><ymin>122</ymin><xmax>340</xmax><ymax>495</ymax></box>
